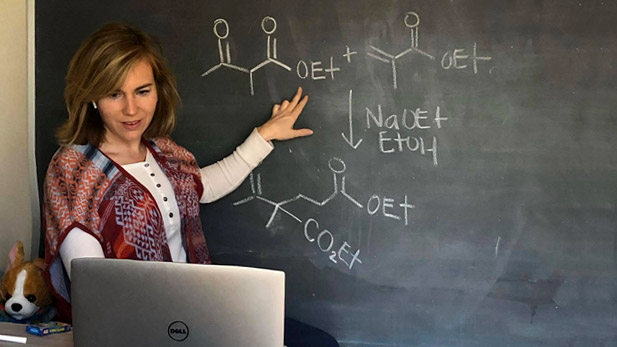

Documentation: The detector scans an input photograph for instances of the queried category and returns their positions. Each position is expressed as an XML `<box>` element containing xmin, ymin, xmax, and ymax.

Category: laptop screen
<box><xmin>71</xmin><ymin>258</ymin><xmax>285</xmax><ymax>347</ymax></box>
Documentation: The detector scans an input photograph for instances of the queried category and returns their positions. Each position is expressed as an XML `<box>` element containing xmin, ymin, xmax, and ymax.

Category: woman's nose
<box><xmin>123</xmin><ymin>95</ymin><xmax>137</xmax><ymax>116</ymax></box>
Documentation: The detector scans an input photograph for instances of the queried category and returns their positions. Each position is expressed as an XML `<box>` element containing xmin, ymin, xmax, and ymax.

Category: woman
<box><xmin>43</xmin><ymin>23</ymin><xmax>312</xmax><ymax>322</ymax></box>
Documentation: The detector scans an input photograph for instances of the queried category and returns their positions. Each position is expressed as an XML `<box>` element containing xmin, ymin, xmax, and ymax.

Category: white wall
<box><xmin>0</xmin><ymin>0</ymin><xmax>36</xmax><ymax>269</ymax></box>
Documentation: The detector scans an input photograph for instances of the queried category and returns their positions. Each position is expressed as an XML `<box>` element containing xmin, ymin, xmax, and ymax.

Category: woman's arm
<box><xmin>59</xmin><ymin>227</ymin><xmax>105</xmax><ymax>279</ymax></box>
<box><xmin>200</xmin><ymin>128</ymin><xmax>273</xmax><ymax>203</ymax></box>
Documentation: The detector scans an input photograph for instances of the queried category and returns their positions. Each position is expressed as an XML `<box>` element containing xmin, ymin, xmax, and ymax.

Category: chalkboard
<box><xmin>36</xmin><ymin>1</ymin><xmax>617</xmax><ymax>345</ymax></box>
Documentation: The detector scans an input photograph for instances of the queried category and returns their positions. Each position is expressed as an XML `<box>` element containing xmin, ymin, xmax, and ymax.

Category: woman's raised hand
<box><xmin>257</xmin><ymin>87</ymin><xmax>313</xmax><ymax>141</ymax></box>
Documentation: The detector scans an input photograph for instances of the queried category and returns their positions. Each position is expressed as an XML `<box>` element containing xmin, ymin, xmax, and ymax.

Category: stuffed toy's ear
<box><xmin>5</xmin><ymin>241</ymin><xmax>25</xmax><ymax>273</ymax></box>
<box><xmin>10</xmin><ymin>241</ymin><xmax>25</xmax><ymax>267</ymax></box>
<box><xmin>32</xmin><ymin>258</ymin><xmax>46</xmax><ymax>271</ymax></box>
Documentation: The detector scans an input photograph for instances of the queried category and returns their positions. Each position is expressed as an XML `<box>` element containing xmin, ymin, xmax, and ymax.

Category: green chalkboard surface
<box><xmin>36</xmin><ymin>1</ymin><xmax>617</xmax><ymax>345</ymax></box>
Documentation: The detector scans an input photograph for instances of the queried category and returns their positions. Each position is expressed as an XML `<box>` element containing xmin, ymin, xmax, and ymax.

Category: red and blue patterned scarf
<box><xmin>44</xmin><ymin>137</ymin><xmax>210</xmax><ymax>323</ymax></box>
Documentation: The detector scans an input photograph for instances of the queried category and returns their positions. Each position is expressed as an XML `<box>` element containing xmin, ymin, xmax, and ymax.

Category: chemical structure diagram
<box><xmin>200</xmin><ymin>19</ymin><xmax>248</xmax><ymax>75</ymax></box>
<box><xmin>233</xmin><ymin>158</ymin><xmax>363</xmax><ymax>228</ymax></box>
<box><xmin>367</xmin><ymin>11</ymin><xmax>435</xmax><ymax>89</ymax></box>
<box><xmin>201</xmin><ymin>16</ymin><xmax>291</xmax><ymax>95</ymax></box>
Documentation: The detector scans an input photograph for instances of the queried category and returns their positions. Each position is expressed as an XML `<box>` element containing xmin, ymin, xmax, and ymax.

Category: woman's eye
<box><xmin>138</xmin><ymin>89</ymin><xmax>151</xmax><ymax>96</ymax></box>
<box><xmin>108</xmin><ymin>92</ymin><xmax>122</xmax><ymax>99</ymax></box>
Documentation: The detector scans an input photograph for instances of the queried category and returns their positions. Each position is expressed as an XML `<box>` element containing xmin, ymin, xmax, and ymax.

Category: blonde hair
<box><xmin>57</xmin><ymin>23</ymin><xmax>180</xmax><ymax>146</ymax></box>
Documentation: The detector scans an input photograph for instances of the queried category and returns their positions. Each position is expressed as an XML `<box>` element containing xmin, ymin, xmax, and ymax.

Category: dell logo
<box><xmin>168</xmin><ymin>321</ymin><xmax>189</xmax><ymax>342</ymax></box>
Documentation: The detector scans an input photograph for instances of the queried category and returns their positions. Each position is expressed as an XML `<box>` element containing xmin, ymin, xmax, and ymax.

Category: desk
<box><xmin>0</xmin><ymin>323</ymin><xmax>72</xmax><ymax>346</ymax></box>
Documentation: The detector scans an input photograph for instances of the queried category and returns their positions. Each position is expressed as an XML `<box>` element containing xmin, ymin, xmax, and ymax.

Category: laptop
<box><xmin>71</xmin><ymin>258</ymin><xmax>285</xmax><ymax>347</ymax></box>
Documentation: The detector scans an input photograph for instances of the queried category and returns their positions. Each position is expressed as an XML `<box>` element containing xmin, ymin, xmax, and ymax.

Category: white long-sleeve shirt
<box><xmin>60</xmin><ymin>129</ymin><xmax>273</xmax><ymax>277</ymax></box>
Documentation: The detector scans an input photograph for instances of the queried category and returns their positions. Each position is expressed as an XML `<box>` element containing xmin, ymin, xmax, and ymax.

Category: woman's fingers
<box><xmin>277</xmin><ymin>87</ymin><xmax>303</xmax><ymax>115</ymax></box>
<box><xmin>292</xmin><ymin>95</ymin><xmax>309</xmax><ymax>116</ymax></box>
<box><xmin>293</xmin><ymin>127</ymin><xmax>314</xmax><ymax>138</ymax></box>
<box><xmin>289</xmin><ymin>87</ymin><xmax>303</xmax><ymax>107</ymax></box>
<box><xmin>284</xmin><ymin>95</ymin><xmax>309</xmax><ymax>121</ymax></box>
<box><xmin>280</xmin><ymin>100</ymin><xmax>290</xmax><ymax>111</ymax></box>
<box><xmin>258</xmin><ymin>87</ymin><xmax>311</xmax><ymax>141</ymax></box>
<box><xmin>286</xmin><ymin>87</ymin><xmax>303</xmax><ymax>114</ymax></box>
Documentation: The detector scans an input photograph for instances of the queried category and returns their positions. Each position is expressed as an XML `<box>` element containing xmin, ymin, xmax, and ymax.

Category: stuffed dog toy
<box><xmin>0</xmin><ymin>241</ymin><xmax>55</xmax><ymax>323</ymax></box>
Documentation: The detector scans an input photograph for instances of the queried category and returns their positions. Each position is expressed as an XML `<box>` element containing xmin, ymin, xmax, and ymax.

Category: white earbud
<box><xmin>92</xmin><ymin>101</ymin><xmax>98</xmax><ymax>109</ymax></box>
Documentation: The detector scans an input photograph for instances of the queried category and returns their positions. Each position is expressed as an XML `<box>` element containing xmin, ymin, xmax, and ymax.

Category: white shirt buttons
<box><xmin>122</xmin><ymin>150</ymin><xmax>186</xmax><ymax>262</ymax></box>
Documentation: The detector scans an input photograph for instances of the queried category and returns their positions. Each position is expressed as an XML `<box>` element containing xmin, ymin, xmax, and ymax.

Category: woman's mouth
<box><xmin>122</xmin><ymin>120</ymin><xmax>141</xmax><ymax>130</ymax></box>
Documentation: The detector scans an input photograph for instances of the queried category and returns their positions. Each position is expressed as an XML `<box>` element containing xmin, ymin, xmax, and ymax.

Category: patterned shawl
<box><xmin>43</xmin><ymin>137</ymin><xmax>211</xmax><ymax>323</ymax></box>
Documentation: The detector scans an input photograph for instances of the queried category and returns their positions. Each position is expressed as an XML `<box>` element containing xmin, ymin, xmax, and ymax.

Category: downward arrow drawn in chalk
<box><xmin>341</xmin><ymin>89</ymin><xmax>363</xmax><ymax>149</ymax></box>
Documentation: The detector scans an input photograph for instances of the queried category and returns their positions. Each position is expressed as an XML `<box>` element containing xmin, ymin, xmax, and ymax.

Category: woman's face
<box><xmin>96</xmin><ymin>58</ymin><xmax>158</xmax><ymax>147</ymax></box>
